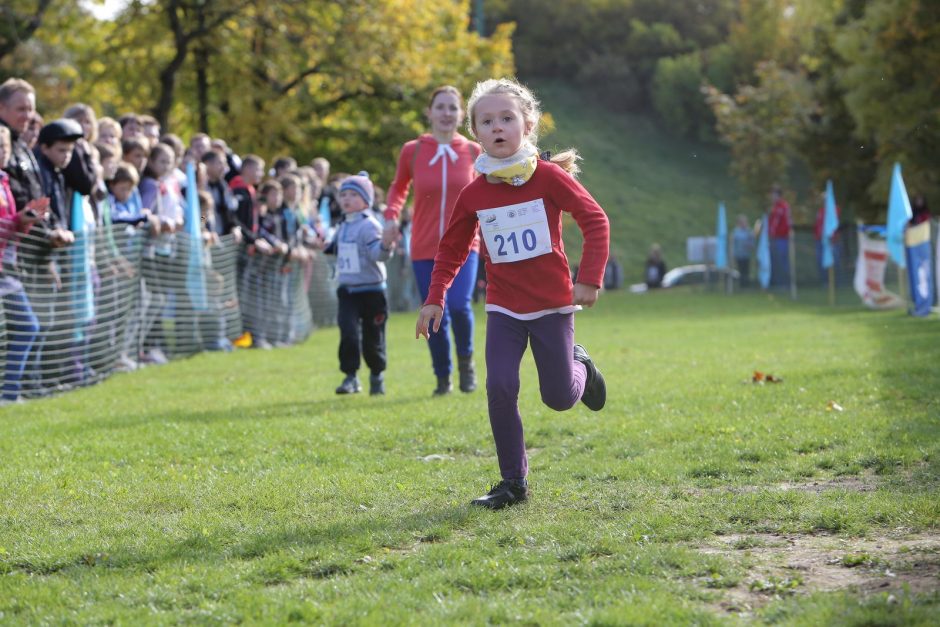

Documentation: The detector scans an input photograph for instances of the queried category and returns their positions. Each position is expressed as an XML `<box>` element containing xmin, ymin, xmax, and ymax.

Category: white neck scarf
<box><xmin>474</xmin><ymin>143</ymin><xmax>539</xmax><ymax>186</ymax></box>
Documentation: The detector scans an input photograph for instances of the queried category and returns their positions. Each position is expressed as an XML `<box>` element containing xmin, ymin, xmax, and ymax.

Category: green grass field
<box><xmin>2</xmin><ymin>288</ymin><xmax>938</xmax><ymax>624</ymax></box>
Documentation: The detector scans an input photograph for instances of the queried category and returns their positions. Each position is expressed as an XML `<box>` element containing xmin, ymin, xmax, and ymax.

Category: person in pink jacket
<box><xmin>383</xmin><ymin>86</ymin><xmax>482</xmax><ymax>396</ymax></box>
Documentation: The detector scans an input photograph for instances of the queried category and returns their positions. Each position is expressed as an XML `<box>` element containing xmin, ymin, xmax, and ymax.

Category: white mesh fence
<box><xmin>1</xmin><ymin>217</ymin><xmax>338</xmax><ymax>401</ymax></box>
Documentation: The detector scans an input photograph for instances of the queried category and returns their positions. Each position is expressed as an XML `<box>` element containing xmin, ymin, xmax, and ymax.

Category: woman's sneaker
<box><xmin>573</xmin><ymin>344</ymin><xmax>606</xmax><ymax>411</ymax></box>
<box><xmin>457</xmin><ymin>354</ymin><xmax>477</xmax><ymax>392</ymax></box>
<box><xmin>470</xmin><ymin>478</ymin><xmax>529</xmax><ymax>510</ymax></box>
<box><xmin>335</xmin><ymin>375</ymin><xmax>361</xmax><ymax>394</ymax></box>
<box><xmin>433</xmin><ymin>376</ymin><xmax>452</xmax><ymax>396</ymax></box>
<box><xmin>369</xmin><ymin>374</ymin><xmax>385</xmax><ymax>396</ymax></box>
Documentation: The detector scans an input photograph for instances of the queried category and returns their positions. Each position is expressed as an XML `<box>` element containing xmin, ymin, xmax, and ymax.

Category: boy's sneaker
<box><xmin>471</xmin><ymin>478</ymin><xmax>529</xmax><ymax>510</ymax></box>
<box><xmin>573</xmin><ymin>344</ymin><xmax>606</xmax><ymax>411</ymax></box>
<box><xmin>369</xmin><ymin>374</ymin><xmax>385</xmax><ymax>396</ymax></box>
<box><xmin>335</xmin><ymin>375</ymin><xmax>361</xmax><ymax>395</ymax></box>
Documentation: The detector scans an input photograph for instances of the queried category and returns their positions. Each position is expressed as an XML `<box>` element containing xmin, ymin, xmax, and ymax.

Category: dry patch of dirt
<box><xmin>686</xmin><ymin>474</ymin><xmax>880</xmax><ymax>497</ymax></box>
<box><xmin>696</xmin><ymin>532</ymin><xmax>940</xmax><ymax>616</ymax></box>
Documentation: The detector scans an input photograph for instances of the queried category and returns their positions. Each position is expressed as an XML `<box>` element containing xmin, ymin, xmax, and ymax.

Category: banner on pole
<box><xmin>715</xmin><ymin>202</ymin><xmax>727</xmax><ymax>270</ymax></box>
<box><xmin>70</xmin><ymin>192</ymin><xmax>96</xmax><ymax>341</ymax></box>
<box><xmin>185</xmin><ymin>161</ymin><xmax>208</xmax><ymax>311</ymax></box>
<box><xmin>821</xmin><ymin>180</ymin><xmax>839</xmax><ymax>269</ymax></box>
<box><xmin>756</xmin><ymin>213</ymin><xmax>771</xmax><ymax>289</ymax></box>
<box><xmin>904</xmin><ymin>221</ymin><xmax>934</xmax><ymax>317</ymax></box>
<box><xmin>853</xmin><ymin>226</ymin><xmax>904</xmax><ymax>309</ymax></box>
<box><xmin>885</xmin><ymin>163</ymin><xmax>912</xmax><ymax>268</ymax></box>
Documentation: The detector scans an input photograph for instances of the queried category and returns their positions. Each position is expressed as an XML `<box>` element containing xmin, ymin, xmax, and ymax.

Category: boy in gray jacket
<box><xmin>324</xmin><ymin>172</ymin><xmax>395</xmax><ymax>395</ymax></box>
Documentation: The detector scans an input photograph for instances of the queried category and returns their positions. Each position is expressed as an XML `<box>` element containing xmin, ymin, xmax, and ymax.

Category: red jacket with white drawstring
<box><xmin>385</xmin><ymin>133</ymin><xmax>481</xmax><ymax>260</ymax></box>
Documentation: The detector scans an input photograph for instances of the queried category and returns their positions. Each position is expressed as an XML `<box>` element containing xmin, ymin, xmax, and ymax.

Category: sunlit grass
<box><xmin>1</xmin><ymin>289</ymin><xmax>938</xmax><ymax>624</ymax></box>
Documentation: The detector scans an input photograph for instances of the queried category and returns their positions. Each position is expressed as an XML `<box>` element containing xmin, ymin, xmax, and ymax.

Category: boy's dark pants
<box><xmin>336</xmin><ymin>286</ymin><xmax>387</xmax><ymax>376</ymax></box>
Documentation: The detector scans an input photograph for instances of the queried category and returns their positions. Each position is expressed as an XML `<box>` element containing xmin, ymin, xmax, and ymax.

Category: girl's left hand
<box><xmin>573</xmin><ymin>282</ymin><xmax>599</xmax><ymax>307</ymax></box>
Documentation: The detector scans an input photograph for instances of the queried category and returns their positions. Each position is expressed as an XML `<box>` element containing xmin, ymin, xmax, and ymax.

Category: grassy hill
<box><xmin>532</xmin><ymin>80</ymin><xmax>744</xmax><ymax>282</ymax></box>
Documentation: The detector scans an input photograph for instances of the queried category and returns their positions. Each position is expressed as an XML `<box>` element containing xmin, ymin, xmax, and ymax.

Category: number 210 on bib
<box><xmin>476</xmin><ymin>199</ymin><xmax>552</xmax><ymax>264</ymax></box>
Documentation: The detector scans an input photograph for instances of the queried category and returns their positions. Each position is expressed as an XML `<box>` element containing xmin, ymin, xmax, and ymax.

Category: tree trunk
<box><xmin>196</xmin><ymin>46</ymin><xmax>210</xmax><ymax>134</ymax></box>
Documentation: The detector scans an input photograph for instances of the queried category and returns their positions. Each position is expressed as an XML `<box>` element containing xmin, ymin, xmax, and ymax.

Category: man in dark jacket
<box><xmin>0</xmin><ymin>79</ymin><xmax>72</xmax><ymax>255</ymax></box>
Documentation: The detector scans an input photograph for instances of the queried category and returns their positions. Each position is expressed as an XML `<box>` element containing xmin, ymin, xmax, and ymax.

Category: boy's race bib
<box><xmin>337</xmin><ymin>241</ymin><xmax>361</xmax><ymax>274</ymax></box>
<box><xmin>476</xmin><ymin>199</ymin><xmax>552</xmax><ymax>264</ymax></box>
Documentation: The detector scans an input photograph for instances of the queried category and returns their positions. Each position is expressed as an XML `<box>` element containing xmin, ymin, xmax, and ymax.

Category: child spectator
<box><xmin>202</xmin><ymin>149</ymin><xmax>239</xmax><ymax>237</ymax></box>
<box><xmin>97</xmin><ymin>117</ymin><xmax>122</xmax><ymax>151</ymax></box>
<box><xmin>140</xmin><ymin>115</ymin><xmax>160</xmax><ymax>144</ymax></box>
<box><xmin>229</xmin><ymin>154</ymin><xmax>268</xmax><ymax>250</ymax></box>
<box><xmin>139</xmin><ymin>142</ymin><xmax>184</xmax><ymax>245</ymax></box>
<box><xmin>196</xmin><ymin>189</ymin><xmax>231</xmax><ymax>351</ymax></box>
<box><xmin>644</xmin><ymin>243</ymin><xmax>666</xmax><ymax>288</ymax></box>
<box><xmin>416</xmin><ymin>78</ymin><xmax>609</xmax><ymax>510</ymax></box>
<box><xmin>118</xmin><ymin>113</ymin><xmax>142</xmax><ymax>141</ymax></box>
<box><xmin>121</xmin><ymin>137</ymin><xmax>150</xmax><ymax>183</ymax></box>
<box><xmin>189</xmin><ymin>133</ymin><xmax>211</xmax><ymax>163</ymax></box>
<box><xmin>324</xmin><ymin>172</ymin><xmax>395</xmax><ymax>395</ymax></box>
<box><xmin>107</xmin><ymin>162</ymin><xmax>148</xmax><ymax>226</ymax></box>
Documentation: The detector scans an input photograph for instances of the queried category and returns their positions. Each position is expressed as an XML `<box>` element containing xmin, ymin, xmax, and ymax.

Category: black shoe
<box><xmin>573</xmin><ymin>344</ymin><xmax>606</xmax><ymax>411</ymax></box>
<box><xmin>335</xmin><ymin>375</ymin><xmax>361</xmax><ymax>395</ymax></box>
<box><xmin>369</xmin><ymin>373</ymin><xmax>385</xmax><ymax>396</ymax></box>
<box><xmin>433</xmin><ymin>376</ymin><xmax>452</xmax><ymax>396</ymax></box>
<box><xmin>471</xmin><ymin>478</ymin><xmax>529</xmax><ymax>510</ymax></box>
<box><xmin>457</xmin><ymin>354</ymin><xmax>477</xmax><ymax>393</ymax></box>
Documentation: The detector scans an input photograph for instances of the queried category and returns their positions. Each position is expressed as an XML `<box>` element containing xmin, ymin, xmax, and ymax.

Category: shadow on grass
<box><xmin>9</xmin><ymin>502</ymin><xmax>476</xmax><ymax>580</ymax></box>
<box><xmin>57</xmin><ymin>395</ymin><xmax>439</xmax><ymax>434</ymax></box>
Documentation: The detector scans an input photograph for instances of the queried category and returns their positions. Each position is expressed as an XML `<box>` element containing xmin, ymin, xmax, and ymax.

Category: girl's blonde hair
<box><xmin>63</xmin><ymin>103</ymin><xmax>98</xmax><ymax>143</ymax></box>
<box><xmin>98</xmin><ymin>117</ymin><xmax>122</xmax><ymax>141</ymax></box>
<box><xmin>466</xmin><ymin>77</ymin><xmax>580</xmax><ymax>177</ymax></box>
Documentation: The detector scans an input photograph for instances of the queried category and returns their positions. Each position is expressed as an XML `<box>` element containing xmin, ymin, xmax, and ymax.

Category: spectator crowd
<box><xmin>0</xmin><ymin>77</ymin><xmax>416</xmax><ymax>404</ymax></box>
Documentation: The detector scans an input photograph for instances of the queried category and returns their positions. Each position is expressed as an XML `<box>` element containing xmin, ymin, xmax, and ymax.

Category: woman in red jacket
<box><xmin>383</xmin><ymin>86</ymin><xmax>482</xmax><ymax>395</ymax></box>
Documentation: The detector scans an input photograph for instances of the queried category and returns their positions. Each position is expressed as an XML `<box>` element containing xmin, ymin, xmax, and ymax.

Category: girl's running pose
<box><xmin>416</xmin><ymin>78</ymin><xmax>610</xmax><ymax>510</ymax></box>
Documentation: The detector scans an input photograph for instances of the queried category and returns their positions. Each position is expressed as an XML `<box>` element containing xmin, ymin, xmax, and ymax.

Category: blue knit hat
<box><xmin>340</xmin><ymin>171</ymin><xmax>374</xmax><ymax>208</ymax></box>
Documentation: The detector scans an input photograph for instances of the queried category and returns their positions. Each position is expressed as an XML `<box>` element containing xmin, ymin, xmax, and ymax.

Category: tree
<box><xmin>705</xmin><ymin>61</ymin><xmax>813</xmax><ymax>202</ymax></box>
<box><xmin>834</xmin><ymin>0</ymin><xmax>940</xmax><ymax>206</ymax></box>
<box><xmin>0</xmin><ymin>0</ymin><xmax>53</xmax><ymax>64</ymax></box>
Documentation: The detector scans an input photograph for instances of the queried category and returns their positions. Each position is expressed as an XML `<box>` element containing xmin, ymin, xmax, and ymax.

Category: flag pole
<box><xmin>828</xmin><ymin>266</ymin><xmax>835</xmax><ymax>306</ymax></box>
<box><xmin>788</xmin><ymin>231</ymin><xmax>797</xmax><ymax>300</ymax></box>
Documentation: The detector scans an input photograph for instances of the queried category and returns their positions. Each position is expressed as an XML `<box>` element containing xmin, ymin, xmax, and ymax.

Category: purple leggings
<box><xmin>485</xmin><ymin>311</ymin><xmax>587</xmax><ymax>479</ymax></box>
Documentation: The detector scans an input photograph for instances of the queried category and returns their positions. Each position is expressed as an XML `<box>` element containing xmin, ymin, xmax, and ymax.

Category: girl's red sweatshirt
<box><xmin>426</xmin><ymin>161</ymin><xmax>609</xmax><ymax>316</ymax></box>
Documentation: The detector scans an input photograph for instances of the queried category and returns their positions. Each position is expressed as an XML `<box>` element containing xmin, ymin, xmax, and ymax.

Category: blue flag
<box><xmin>185</xmin><ymin>161</ymin><xmax>208</xmax><ymax>311</ymax></box>
<box><xmin>319</xmin><ymin>196</ymin><xmax>332</xmax><ymax>233</ymax></box>
<box><xmin>69</xmin><ymin>192</ymin><xmax>95</xmax><ymax>340</ymax></box>
<box><xmin>715</xmin><ymin>202</ymin><xmax>728</xmax><ymax>269</ymax></box>
<box><xmin>821</xmin><ymin>180</ymin><xmax>839</xmax><ymax>269</ymax></box>
<box><xmin>885</xmin><ymin>163</ymin><xmax>912</xmax><ymax>268</ymax></box>
<box><xmin>757</xmin><ymin>212</ymin><xmax>771</xmax><ymax>289</ymax></box>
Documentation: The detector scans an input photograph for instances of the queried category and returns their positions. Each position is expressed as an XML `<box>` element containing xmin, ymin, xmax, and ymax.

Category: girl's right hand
<box><xmin>416</xmin><ymin>304</ymin><xmax>443</xmax><ymax>340</ymax></box>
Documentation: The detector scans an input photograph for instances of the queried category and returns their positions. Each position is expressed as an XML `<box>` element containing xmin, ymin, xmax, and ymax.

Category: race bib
<box><xmin>477</xmin><ymin>199</ymin><xmax>552</xmax><ymax>264</ymax></box>
<box><xmin>337</xmin><ymin>241</ymin><xmax>361</xmax><ymax>274</ymax></box>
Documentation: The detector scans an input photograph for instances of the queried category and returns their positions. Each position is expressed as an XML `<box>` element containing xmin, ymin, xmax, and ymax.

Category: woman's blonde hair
<box><xmin>466</xmin><ymin>77</ymin><xmax>580</xmax><ymax>177</ymax></box>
